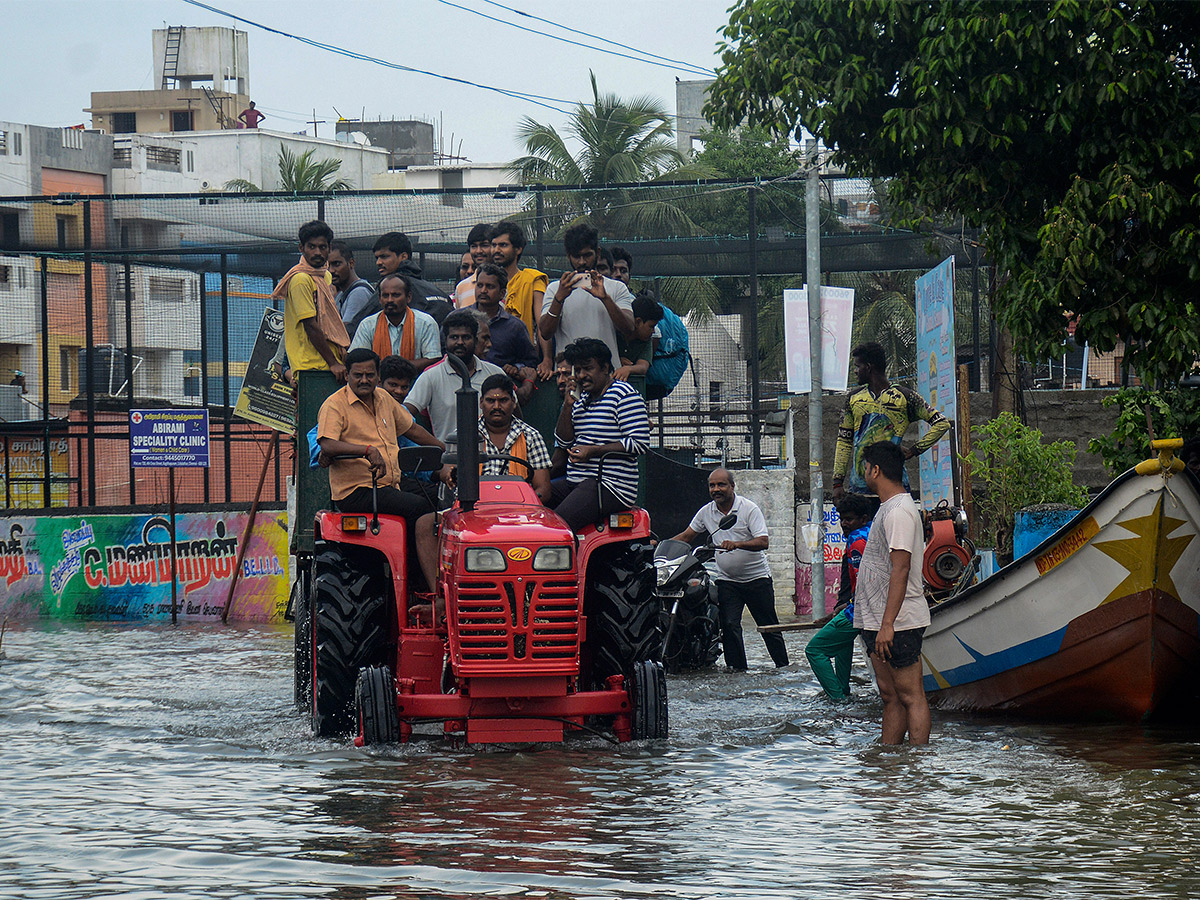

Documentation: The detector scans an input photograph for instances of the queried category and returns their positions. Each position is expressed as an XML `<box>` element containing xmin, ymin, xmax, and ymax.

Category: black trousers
<box><xmin>717</xmin><ymin>576</ymin><xmax>789</xmax><ymax>669</ymax></box>
<box><xmin>335</xmin><ymin>485</ymin><xmax>433</xmax><ymax>525</ymax></box>
<box><xmin>548</xmin><ymin>476</ymin><xmax>626</xmax><ymax>532</ymax></box>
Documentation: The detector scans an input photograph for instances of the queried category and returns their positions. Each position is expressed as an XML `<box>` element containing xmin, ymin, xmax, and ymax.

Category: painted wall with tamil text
<box><xmin>0</xmin><ymin>507</ymin><xmax>288</xmax><ymax>622</ymax></box>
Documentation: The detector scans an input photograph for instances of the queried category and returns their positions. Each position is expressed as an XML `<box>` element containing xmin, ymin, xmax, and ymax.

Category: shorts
<box><xmin>862</xmin><ymin>627</ymin><xmax>926</xmax><ymax>670</ymax></box>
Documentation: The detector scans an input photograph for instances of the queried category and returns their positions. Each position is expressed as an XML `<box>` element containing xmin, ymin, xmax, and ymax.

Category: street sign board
<box><xmin>129</xmin><ymin>409</ymin><xmax>210</xmax><ymax>468</ymax></box>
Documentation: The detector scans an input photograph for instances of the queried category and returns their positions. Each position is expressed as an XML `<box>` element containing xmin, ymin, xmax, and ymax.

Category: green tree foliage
<box><xmin>1088</xmin><ymin>387</ymin><xmax>1200</xmax><ymax>475</ymax></box>
<box><xmin>970</xmin><ymin>412</ymin><xmax>1090</xmax><ymax>558</ymax></box>
<box><xmin>224</xmin><ymin>146</ymin><xmax>352</xmax><ymax>192</ymax></box>
<box><xmin>510</xmin><ymin>72</ymin><xmax>708</xmax><ymax>237</ymax></box>
<box><xmin>707</xmin><ymin>0</ymin><xmax>1200</xmax><ymax>384</ymax></box>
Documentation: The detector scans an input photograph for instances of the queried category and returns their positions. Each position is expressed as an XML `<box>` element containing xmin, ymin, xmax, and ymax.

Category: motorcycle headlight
<box><xmin>465</xmin><ymin>547</ymin><xmax>506</xmax><ymax>572</ymax></box>
<box><xmin>655</xmin><ymin>561</ymin><xmax>672</xmax><ymax>586</ymax></box>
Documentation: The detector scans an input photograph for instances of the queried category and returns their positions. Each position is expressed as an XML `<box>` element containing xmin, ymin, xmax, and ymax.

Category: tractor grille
<box><xmin>452</xmin><ymin>576</ymin><xmax>580</xmax><ymax>665</ymax></box>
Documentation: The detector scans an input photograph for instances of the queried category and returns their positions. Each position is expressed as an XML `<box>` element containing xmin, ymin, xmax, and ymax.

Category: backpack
<box><xmin>645</xmin><ymin>302</ymin><xmax>690</xmax><ymax>400</ymax></box>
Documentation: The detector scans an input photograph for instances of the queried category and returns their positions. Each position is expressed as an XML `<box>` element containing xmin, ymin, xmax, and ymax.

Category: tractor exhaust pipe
<box><xmin>446</xmin><ymin>353</ymin><xmax>479</xmax><ymax>511</ymax></box>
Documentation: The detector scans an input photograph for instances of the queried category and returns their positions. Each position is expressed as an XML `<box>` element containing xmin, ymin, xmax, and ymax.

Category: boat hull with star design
<box><xmin>922</xmin><ymin>467</ymin><xmax>1200</xmax><ymax>720</ymax></box>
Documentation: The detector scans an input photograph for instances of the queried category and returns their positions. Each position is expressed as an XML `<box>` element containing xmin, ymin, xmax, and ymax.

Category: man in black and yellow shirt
<box><xmin>832</xmin><ymin>342</ymin><xmax>950</xmax><ymax>499</ymax></box>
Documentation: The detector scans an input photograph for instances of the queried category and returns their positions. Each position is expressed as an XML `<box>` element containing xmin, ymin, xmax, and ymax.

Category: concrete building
<box><xmin>88</xmin><ymin>27</ymin><xmax>251</xmax><ymax>134</ymax></box>
<box><xmin>0</xmin><ymin>121</ymin><xmax>114</xmax><ymax>417</ymax></box>
<box><xmin>335</xmin><ymin>119</ymin><xmax>434</xmax><ymax>168</ymax></box>
<box><xmin>110</xmin><ymin>129</ymin><xmax>387</xmax><ymax>193</ymax></box>
<box><xmin>383</xmin><ymin>163</ymin><xmax>513</xmax><ymax>192</ymax></box>
<box><xmin>675</xmin><ymin>79</ymin><xmax>716</xmax><ymax>157</ymax></box>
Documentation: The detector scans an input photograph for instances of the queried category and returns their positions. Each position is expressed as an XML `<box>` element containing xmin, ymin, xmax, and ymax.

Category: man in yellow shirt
<box><xmin>274</xmin><ymin>220</ymin><xmax>349</xmax><ymax>382</ymax></box>
<box><xmin>490</xmin><ymin>221</ymin><xmax>553</xmax><ymax>378</ymax></box>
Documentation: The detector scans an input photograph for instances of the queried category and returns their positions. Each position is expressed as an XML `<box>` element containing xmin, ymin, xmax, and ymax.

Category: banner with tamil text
<box><xmin>0</xmin><ymin>509</ymin><xmax>288</xmax><ymax>622</ymax></box>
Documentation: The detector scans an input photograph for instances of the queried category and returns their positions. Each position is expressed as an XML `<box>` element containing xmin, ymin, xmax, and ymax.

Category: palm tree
<box><xmin>224</xmin><ymin>146</ymin><xmax>353</xmax><ymax>192</ymax></box>
<box><xmin>511</xmin><ymin>72</ymin><xmax>709</xmax><ymax>240</ymax></box>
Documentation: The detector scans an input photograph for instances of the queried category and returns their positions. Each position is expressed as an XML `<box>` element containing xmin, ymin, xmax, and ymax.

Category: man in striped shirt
<box><xmin>549</xmin><ymin>338</ymin><xmax>649</xmax><ymax>531</ymax></box>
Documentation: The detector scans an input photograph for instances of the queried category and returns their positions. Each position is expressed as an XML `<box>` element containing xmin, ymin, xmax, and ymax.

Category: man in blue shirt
<box><xmin>805</xmin><ymin>493</ymin><xmax>875</xmax><ymax>699</ymax></box>
<box><xmin>472</xmin><ymin>263</ymin><xmax>539</xmax><ymax>373</ymax></box>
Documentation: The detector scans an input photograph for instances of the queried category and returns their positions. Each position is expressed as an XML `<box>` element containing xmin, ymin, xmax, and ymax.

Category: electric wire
<box><xmin>437</xmin><ymin>0</ymin><xmax>715</xmax><ymax>77</ymax></box>
<box><xmin>180</xmin><ymin>0</ymin><xmax>576</xmax><ymax>115</ymax></box>
<box><xmin>477</xmin><ymin>0</ymin><xmax>715</xmax><ymax>76</ymax></box>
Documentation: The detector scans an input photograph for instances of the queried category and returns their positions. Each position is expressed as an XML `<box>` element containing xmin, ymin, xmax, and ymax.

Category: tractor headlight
<box><xmin>465</xmin><ymin>547</ymin><xmax>507</xmax><ymax>572</ymax></box>
<box><xmin>532</xmin><ymin>546</ymin><xmax>572</xmax><ymax>571</ymax></box>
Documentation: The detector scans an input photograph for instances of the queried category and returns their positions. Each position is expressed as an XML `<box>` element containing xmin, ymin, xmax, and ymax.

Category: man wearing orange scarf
<box><xmin>349</xmin><ymin>273</ymin><xmax>441</xmax><ymax>372</ymax></box>
<box><xmin>273</xmin><ymin>221</ymin><xmax>349</xmax><ymax>382</ymax></box>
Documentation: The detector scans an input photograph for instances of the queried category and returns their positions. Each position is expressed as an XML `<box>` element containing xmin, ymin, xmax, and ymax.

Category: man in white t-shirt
<box><xmin>853</xmin><ymin>440</ymin><xmax>931</xmax><ymax>745</ymax></box>
<box><xmin>669</xmin><ymin>468</ymin><xmax>789</xmax><ymax>671</ymax></box>
<box><xmin>538</xmin><ymin>222</ymin><xmax>635</xmax><ymax>371</ymax></box>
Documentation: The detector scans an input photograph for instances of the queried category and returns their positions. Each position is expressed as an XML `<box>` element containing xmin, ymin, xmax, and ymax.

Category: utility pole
<box><xmin>308</xmin><ymin>109</ymin><xmax>326</xmax><ymax>138</ymax></box>
<box><xmin>806</xmin><ymin>138</ymin><xmax>825</xmax><ymax>619</ymax></box>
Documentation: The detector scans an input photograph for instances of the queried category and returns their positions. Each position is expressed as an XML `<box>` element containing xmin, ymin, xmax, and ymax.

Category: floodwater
<box><xmin>2</xmin><ymin>622</ymin><xmax>1199</xmax><ymax>900</ymax></box>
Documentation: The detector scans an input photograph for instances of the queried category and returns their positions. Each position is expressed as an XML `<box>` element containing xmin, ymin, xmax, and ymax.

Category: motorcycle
<box><xmin>652</xmin><ymin>513</ymin><xmax>735</xmax><ymax>672</ymax></box>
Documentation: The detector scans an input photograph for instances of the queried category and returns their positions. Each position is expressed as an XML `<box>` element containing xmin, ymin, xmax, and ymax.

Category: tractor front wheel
<box><xmin>292</xmin><ymin>561</ymin><xmax>313</xmax><ymax>711</ymax></box>
<box><xmin>311</xmin><ymin>543</ymin><xmax>388</xmax><ymax>737</ymax></box>
<box><xmin>630</xmin><ymin>659</ymin><xmax>668</xmax><ymax>740</ymax></box>
<box><xmin>356</xmin><ymin>666</ymin><xmax>400</xmax><ymax>745</ymax></box>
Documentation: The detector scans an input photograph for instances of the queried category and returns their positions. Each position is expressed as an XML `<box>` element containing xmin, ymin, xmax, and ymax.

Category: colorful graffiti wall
<box><xmin>0</xmin><ymin>509</ymin><xmax>289</xmax><ymax>623</ymax></box>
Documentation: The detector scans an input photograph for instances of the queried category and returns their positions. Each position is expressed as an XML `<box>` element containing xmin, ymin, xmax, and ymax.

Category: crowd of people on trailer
<box><xmin>278</xmin><ymin>216</ymin><xmax>1112</xmax><ymax>746</ymax></box>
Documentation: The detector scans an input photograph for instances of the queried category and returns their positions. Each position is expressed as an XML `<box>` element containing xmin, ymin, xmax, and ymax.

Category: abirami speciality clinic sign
<box><xmin>129</xmin><ymin>409</ymin><xmax>210</xmax><ymax>468</ymax></box>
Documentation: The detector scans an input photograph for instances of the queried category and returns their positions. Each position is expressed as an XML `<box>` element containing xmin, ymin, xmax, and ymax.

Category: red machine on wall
<box><xmin>294</xmin><ymin>356</ymin><xmax>665</xmax><ymax>746</ymax></box>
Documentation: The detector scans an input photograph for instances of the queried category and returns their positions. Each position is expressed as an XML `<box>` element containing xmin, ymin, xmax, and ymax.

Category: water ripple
<box><xmin>1</xmin><ymin>621</ymin><xmax>1199</xmax><ymax>899</ymax></box>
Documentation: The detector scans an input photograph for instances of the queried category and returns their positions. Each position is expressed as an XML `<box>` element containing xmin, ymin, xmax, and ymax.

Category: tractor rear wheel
<box><xmin>311</xmin><ymin>543</ymin><xmax>389</xmax><ymax>737</ymax></box>
<box><xmin>292</xmin><ymin>562</ymin><xmax>313</xmax><ymax>711</ymax></box>
<box><xmin>584</xmin><ymin>540</ymin><xmax>657</xmax><ymax>685</ymax></box>
<box><xmin>356</xmin><ymin>665</ymin><xmax>400</xmax><ymax>745</ymax></box>
<box><xmin>630</xmin><ymin>659</ymin><xmax>668</xmax><ymax>740</ymax></box>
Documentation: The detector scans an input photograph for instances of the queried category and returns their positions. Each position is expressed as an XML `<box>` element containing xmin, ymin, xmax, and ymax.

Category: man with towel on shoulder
<box><xmin>273</xmin><ymin>220</ymin><xmax>350</xmax><ymax>384</ymax></box>
<box><xmin>349</xmin><ymin>272</ymin><xmax>441</xmax><ymax>372</ymax></box>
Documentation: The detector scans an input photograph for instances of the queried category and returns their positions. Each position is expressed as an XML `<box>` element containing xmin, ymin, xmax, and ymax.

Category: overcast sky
<box><xmin>1</xmin><ymin>0</ymin><xmax>732</xmax><ymax>163</ymax></box>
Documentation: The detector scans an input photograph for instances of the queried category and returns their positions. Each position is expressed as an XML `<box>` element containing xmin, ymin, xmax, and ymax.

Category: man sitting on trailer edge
<box><xmin>317</xmin><ymin>348</ymin><xmax>444</xmax><ymax>545</ymax></box>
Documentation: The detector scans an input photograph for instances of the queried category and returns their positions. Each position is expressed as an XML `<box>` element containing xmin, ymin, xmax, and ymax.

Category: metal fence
<box><xmin>0</xmin><ymin>177</ymin><xmax>1002</xmax><ymax>510</ymax></box>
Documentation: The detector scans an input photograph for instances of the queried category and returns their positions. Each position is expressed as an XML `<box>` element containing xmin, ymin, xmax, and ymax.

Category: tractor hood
<box><xmin>443</xmin><ymin>502</ymin><xmax>574</xmax><ymax>544</ymax></box>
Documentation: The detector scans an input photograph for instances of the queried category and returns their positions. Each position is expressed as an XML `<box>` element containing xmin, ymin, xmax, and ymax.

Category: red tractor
<box><xmin>294</xmin><ymin>359</ymin><xmax>666</xmax><ymax>745</ymax></box>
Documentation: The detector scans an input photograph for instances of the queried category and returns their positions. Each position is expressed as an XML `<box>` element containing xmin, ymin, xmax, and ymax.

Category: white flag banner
<box><xmin>783</xmin><ymin>285</ymin><xmax>855</xmax><ymax>393</ymax></box>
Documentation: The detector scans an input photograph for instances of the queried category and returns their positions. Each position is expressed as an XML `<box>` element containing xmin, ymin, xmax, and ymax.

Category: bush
<box><xmin>970</xmin><ymin>412</ymin><xmax>1089</xmax><ymax>561</ymax></box>
<box><xmin>1087</xmin><ymin>387</ymin><xmax>1200</xmax><ymax>476</ymax></box>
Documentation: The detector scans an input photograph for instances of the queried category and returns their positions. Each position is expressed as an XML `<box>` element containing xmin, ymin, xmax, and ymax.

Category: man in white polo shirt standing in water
<box><xmin>670</xmin><ymin>468</ymin><xmax>789</xmax><ymax>671</ymax></box>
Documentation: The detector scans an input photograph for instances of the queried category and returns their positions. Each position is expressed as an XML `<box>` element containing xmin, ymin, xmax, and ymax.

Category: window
<box><xmin>12</xmin><ymin>131</ymin><xmax>20</xmax><ymax>155</ymax></box>
<box><xmin>56</xmin><ymin>217</ymin><xmax>69</xmax><ymax>250</ymax></box>
<box><xmin>0</xmin><ymin>265</ymin><xmax>8</xmax><ymax>290</ymax></box>
<box><xmin>111</xmin><ymin>112</ymin><xmax>137</xmax><ymax>133</ymax></box>
<box><xmin>59</xmin><ymin>345</ymin><xmax>78</xmax><ymax>392</ymax></box>
<box><xmin>148</xmin><ymin>276</ymin><xmax>185</xmax><ymax>303</ymax></box>
<box><xmin>0</xmin><ymin>131</ymin><xmax>6</xmax><ymax>155</ymax></box>
<box><xmin>61</xmin><ymin>128</ymin><xmax>84</xmax><ymax>150</ymax></box>
<box><xmin>112</xmin><ymin>147</ymin><xmax>133</xmax><ymax>169</ymax></box>
<box><xmin>0</xmin><ymin>214</ymin><xmax>17</xmax><ymax>250</ymax></box>
<box><xmin>440</xmin><ymin>169</ymin><xmax>464</xmax><ymax>208</ymax></box>
<box><xmin>170</xmin><ymin>110</ymin><xmax>194</xmax><ymax>132</ymax></box>
<box><xmin>709</xmin><ymin>381</ymin><xmax>722</xmax><ymax>404</ymax></box>
<box><xmin>186</xmin><ymin>150</ymin><xmax>194</xmax><ymax>173</ymax></box>
<box><xmin>145</xmin><ymin>145</ymin><xmax>181</xmax><ymax>171</ymax></box>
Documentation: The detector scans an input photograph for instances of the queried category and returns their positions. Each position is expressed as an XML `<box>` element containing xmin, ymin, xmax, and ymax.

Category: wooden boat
<box><xmin>922</xmin><ymin>443</ymin><xmax>1200</xmax><ymax>721</ymax></box>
